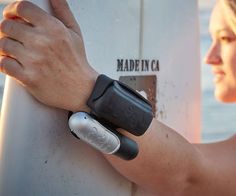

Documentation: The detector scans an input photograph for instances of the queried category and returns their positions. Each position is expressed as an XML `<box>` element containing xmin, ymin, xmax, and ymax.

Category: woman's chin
<box><xmin>214</xmin><ymin>89</ymin><xmax>236</xmax><ymax>103</ymax></box>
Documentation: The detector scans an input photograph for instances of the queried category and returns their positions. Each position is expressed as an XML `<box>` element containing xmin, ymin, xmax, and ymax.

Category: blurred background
<box><xmin>0</xmin><ymin>0</ymin><xmax>235</xmax><ymax>142</ymax></box>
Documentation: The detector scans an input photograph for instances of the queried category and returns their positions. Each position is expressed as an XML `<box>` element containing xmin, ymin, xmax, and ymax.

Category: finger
<box><xmin>50</xmin><ymin>0</ymin><xmax>82</xmax><ymax>35</ymax></box>
<box><xmin>0</xmin><ymin>37</ymin><xmax>25</xmax><ymax>61</ymax></box>
<box><xmin>3</xmin><ymin>1</ymin><xmax>51</xmax><ymax>26</ymax></box>
<box><xmin>0</xmin><ymin>19</ymin><xmax>35</xmax><ymax>43</ymax></box>
<box><xmin>0</xmin><ymin>55</ymin><xmax>24</xmax><ymax>79</ymax></box>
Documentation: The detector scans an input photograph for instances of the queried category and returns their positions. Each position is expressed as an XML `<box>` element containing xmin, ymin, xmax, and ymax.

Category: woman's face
<box><xmin>205</xmin><ymin>1</ymin><xmax>236</xmax><ymax>102</ymax></box>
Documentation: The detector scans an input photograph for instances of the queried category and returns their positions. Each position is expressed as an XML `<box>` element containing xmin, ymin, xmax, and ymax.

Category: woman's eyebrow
<box><xmin>209</xmin><ymin>28</ymin><xmax>234</xmax><ymax>36</ymax></box>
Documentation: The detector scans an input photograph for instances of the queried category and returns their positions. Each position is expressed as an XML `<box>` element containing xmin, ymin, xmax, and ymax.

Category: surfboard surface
<box><xmin>0</xmin><ymin>0</ymin><xmax>200</xmax><ymax>195</ymax></box>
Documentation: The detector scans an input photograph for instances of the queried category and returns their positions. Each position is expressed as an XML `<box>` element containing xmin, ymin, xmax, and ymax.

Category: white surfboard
<box><xmin>0</xmin><ymin>0</ymin><xmax>200</xmax><ymax>195</ymax></box>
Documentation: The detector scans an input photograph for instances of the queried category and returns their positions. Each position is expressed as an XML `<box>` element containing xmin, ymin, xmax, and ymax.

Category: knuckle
<box><xmin>52</xmin><ymin>19</ymin><xmax>67</xmax><ymax>35</ymax></box>
<box><xmin>0</xmin><ymin>37</ymin><xmax>10</xmax><ymax>53</ymax></box>
<box><xmin>0</xmin><ymin>56</ymin><xmax>8</xmax><ymax>66</ymax></box>
<box><xmin>34</xmin><ymin>36</ymin><xmax>50</xmax><ymax>51</ymax></box>
<box><xmin>0</xmin><ymin>57</ymin><xmax>20</xmax><ymax>78</ymax></box>
<box><xmin>0</xmin><ymin>56</ymin><xmax>8</xmax><ymax>72</ymax></box>
<box><xmin>36</xmin><ymin>34</ymin><xmax>60</xmax><ymax>52</ymax></box>
<box><xmin>0</xmin><ymin>19</ymin><xmax>12</xmax><ymax>34</ymax></box>
<box><xmin>30</xmin><ymin>54</ymin><xmax>44</xmax><ymax>66</ymax></box>
<box><xmin>15</xmin><ymin>1</ymin><xmax>31</xmax><ymax>15</ymax></box>
<box><xmin>53</xmin><ymin>27</ymin><xmax>71</xmax><ymax>45</ymax></box>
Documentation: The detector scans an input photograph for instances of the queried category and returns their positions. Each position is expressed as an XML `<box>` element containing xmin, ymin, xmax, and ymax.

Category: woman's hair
<box><xmin>221</xmin><ymin>0</ymin><xmax>236</xmax><ymax>33</ymax></box>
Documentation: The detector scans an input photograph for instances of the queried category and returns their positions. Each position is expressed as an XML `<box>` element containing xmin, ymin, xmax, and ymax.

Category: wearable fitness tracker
<box><xmin>69</xmin><ymin>74</ymin><xmax>153</xmax><ymax>160</ymax></box>
<box><xmin>69</xmin><ymin>112</ymin><xmax>138</xmax><ymax>160</ymax></box>
<box><xmin>87</xmin><ymin>74</ymin><xmax>153</xmax><ymax>136</ymax></box>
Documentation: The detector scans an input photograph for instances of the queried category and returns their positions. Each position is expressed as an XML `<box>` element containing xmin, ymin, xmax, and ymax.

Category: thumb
<box><xmin>50</xmin><ymin>0</ymin><xmax>82</xmax><ymax>35</ymax></box>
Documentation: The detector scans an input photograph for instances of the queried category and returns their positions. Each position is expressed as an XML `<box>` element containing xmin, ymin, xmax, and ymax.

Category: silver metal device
<box><xmin>69</xmin><ymin>112</ymin><xmax>121</xmax><ymax>154</ymax></box>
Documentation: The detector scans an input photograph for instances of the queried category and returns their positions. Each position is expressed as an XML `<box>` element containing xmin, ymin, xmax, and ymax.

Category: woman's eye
<box><xmin>220</xmin><ymin>36</ymin><xmax>232</xmax><ymax>43</ymax></box>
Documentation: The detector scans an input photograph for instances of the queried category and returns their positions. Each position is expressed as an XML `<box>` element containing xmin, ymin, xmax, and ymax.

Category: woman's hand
<box><xmin>0</xmin><ymin>0</ymin><xmax>98</xmax><ymax>111</ymax></box>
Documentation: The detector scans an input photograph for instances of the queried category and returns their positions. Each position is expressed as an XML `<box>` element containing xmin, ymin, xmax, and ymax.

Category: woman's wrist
<box><xmin>70</xmin><ymin>67</ymin><xmax>99</xmax><ymax>113</ymax></box>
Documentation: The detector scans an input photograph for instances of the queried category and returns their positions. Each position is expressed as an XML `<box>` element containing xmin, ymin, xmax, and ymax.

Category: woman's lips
<box><xmin>212</xmin><ymin>70</ymin><xmax>225</xmax><ymax>83</ymax></box>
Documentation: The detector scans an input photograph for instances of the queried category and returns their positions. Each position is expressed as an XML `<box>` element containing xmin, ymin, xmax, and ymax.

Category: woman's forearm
<box><xmin>105</xmin><ymin>119</ymin><xmax>205</xmax><ymax>195</ymax></box>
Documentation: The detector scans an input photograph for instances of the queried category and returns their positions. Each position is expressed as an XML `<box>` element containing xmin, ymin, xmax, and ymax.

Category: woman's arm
<box><xmin>106</xmin><ymin>121</ymin><xmax>236</xmax><ymax>196</ymax></box>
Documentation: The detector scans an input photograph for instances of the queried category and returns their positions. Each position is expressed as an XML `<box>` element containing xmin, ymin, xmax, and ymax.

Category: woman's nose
<box><xmin>204</xmin><ymin>42</ymin><xmax>222</xmax><ymax>65</ymax></box>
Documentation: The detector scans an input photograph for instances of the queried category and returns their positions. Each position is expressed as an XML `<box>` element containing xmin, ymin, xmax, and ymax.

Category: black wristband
<box><xmin>87</xmin><ymin>74</ymin><xmax>153</xmax><ymax>136</ymax></box>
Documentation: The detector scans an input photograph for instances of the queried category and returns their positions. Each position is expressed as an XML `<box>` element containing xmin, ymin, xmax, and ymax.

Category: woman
<box><xmin>205</xmin><ymin>0</ymin><xmax>236</xmax><ymax>103</ymax></box>
<box><xmin>0</xmin><ymin>0</ymin><xmax>236</xmax><ymax>195</ymax></box>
